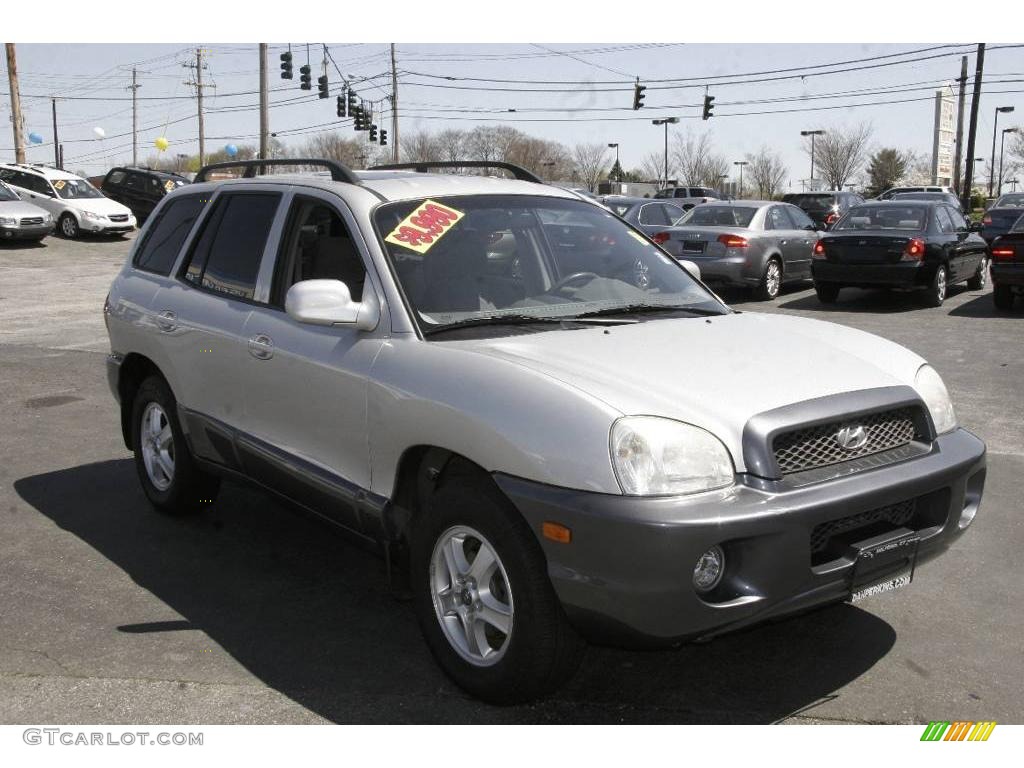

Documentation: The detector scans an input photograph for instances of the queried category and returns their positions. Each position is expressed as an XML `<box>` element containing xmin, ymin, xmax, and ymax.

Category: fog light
<box><xmin>693</xmin><ymin>546</ymin><xmax>724</xmax><ymax>593</ymax></box>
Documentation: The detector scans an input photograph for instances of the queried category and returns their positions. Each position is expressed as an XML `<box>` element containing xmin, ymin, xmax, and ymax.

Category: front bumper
<box><xmin>82</xmin><ymin>216</ymin><xmax>136</xmax><ymax>234</ymax></box>
<box><xmin>812</xmin><ymin>260</ymin><xmax>930</xmax><ymax>288</ymax></box>
<box><xmin>1</xmin><ymin>223</ymin><xmax>54</xmax><ymax>240</ymax></box>
<box><xmin>496</xmin><ymin>427</ymin><xmax>985</xmax><ymax>646</ymax></box>
<box><xmin>991</xmin><ymin>263</ymin><xmax>1024</xmax><ymax>287</ymax></box>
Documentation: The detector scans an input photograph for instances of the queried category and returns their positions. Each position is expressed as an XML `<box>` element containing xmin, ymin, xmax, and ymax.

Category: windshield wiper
<box><xmin>570</xmin><ymin>303</ymin><xmax>728</xmax><ymax>319</ymax></box>
<box><xmin>422</xmin><ymin>313</ymin><xmax>632</xmax><ymax>336</ymax></box>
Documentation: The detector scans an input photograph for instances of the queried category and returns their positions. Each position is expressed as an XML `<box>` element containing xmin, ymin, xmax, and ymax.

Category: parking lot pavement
<box><xmin>1</xmin><ymin>235</ymin><xmax>1022</xmax><ymax>724</ymax></box>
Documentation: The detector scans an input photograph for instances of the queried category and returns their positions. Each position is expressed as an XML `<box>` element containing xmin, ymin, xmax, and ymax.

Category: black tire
<box><xmin>993</xmin><ymin>283</ymin><xmax>1014</xmax><ymax>310</ymax></box>
<box><xmin>131</xmin><ymin>375</ymin><xmax>219</xmax><ymax>516</ymax></box>
<box><xmin>966</xmin><ymin>256</ymin><xmax>989</xmax><ymax>290</ymax></box>
<box><xmin>410</xmin><ymin>472</ymin><xmax>584</xmax><ymax>704</ymax></box>
<box><xmin>815</xmin><ymin>282</ymin><xmax>841</xmax><ymax>304</ymax></box>
<box><xmin>58</xmin><ymin>213</ymin><xmax>80</xmax><ymax>239</ymax></box>
<box><xmin>924</xmin><ymin>264</ymin><xmax>948</xmax><ymax>307</ymax></box>
<box><xmin>754</xmin><ymin>257</ymin><xmax>783</xmax><ymax>301</ymax></box>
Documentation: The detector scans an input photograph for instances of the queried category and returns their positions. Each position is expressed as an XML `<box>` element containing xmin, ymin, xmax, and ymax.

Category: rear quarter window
<box><xmin>133</xmin><ymin>194</ymin><xmax>207</xmax><ymax>275</ymax></box>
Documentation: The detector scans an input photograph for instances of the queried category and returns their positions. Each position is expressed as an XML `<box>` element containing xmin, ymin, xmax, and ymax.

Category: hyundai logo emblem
<box><xmin>835</xmin><ymin>425</ymin><xmax>868</xmax><ymax>451</ymax></box>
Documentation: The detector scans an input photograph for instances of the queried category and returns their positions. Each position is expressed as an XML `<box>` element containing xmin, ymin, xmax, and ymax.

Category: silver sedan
<box><xmin>654</xmin><ymin>201</ymin><xmax>822</xmax><ymax>299</ymax></box>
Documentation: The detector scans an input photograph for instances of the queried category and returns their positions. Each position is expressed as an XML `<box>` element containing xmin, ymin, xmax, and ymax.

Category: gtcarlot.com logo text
<box><xmin>23</xmin><ymin>729</ymin><xmax>203</xmax><ymax>747</ymax></box>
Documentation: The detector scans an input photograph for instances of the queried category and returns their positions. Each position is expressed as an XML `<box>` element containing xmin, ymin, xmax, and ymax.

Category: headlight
<box><xmin>610</xmin><ymin>416</ymin><xmax>734</xmax><ymax>496</ymax></box>
<box><xmin>915</xmin><ymin>364</ymin><xmax>957</xmax><ymax>435</ymax></box>
<box><xmin>0</xmin><ymin>216</ymin><xmax>15</xmax><ymax>226</ymax></box>
<box><xmin>42</xmin><ymin>213</ymin><xmax>52</xmax><ymax>222</ymax></box>
<box><xmin>82</xmin><ymin>211</ymin><xmax>104</xmax><ymax>221</ymax></box>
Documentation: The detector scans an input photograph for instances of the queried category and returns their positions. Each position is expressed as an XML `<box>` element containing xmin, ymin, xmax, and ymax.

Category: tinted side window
<box><xmin>933</xmin><ymin>206</ymin><xmax>954</xmax><ymax>234</ymax></box>
<box><xmin>664</xmin><ymin>203</ymin><xmax>684</xmax><ymax>223</ymax></box>
<box><xmin>946</xmin><ymin>206</ymin><xmax>968</xmax><ymax>230</ymax></box>
<box><xmin>765</xmin><ymin>206</ymin><xmax>789</xmax><ymax>230</ymax></box>
<box><xmin>133</xmin><ymin>195</ymin><xmax>207</xmax><ymax>275</ymax></box>
<box><xmin>106</xmin><ymin>170</ymin><xmax>126</xmax><ymax>187</ymax></box>
<box><xmin>124</xmin><ymin>173</ymin><xmax>144</xmax><ymax>191</ymax></box>
<box><xmin>787</xmin><ymin>206</ymin><xmax>814</xmax><ymax>229</ymax></box>
<box><xmin>23</xmin><ymin>175</ymin><xmax>52</xmax><ymax>195</ymax></box>
<box><xmin>638</xmin><ymin>203</ymin><xmax>669</xmax><ymax>226</ymax></box>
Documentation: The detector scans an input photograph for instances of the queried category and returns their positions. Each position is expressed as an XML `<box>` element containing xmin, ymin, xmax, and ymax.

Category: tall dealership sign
<box><xmin>931</xmin><ymin>85</ymin><xmax>956</xmax><ymax>186</ymax></box>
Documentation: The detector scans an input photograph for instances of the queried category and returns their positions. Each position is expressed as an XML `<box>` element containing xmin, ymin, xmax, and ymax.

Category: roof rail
<box><xmin>369</xmin><ymin>160</ymin><xmax>544</xmax><ymax>184</ymax></box>
<box><xmin>193</xmin><ymin>158</ymin><xmax>360</xmax><ymax>185</ymax></box>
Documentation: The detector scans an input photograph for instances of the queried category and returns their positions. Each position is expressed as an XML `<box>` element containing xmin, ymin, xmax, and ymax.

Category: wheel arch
<box><xmin>117</xmin><ymin>353</ymin><xmax>168</xmax><ymax>449</ymax></box>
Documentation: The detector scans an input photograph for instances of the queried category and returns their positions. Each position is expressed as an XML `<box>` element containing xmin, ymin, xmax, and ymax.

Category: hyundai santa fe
<box><xmin>103</xmin><ymin>158</ymin><xmax>987</xmax><ymax>704</ymax></box>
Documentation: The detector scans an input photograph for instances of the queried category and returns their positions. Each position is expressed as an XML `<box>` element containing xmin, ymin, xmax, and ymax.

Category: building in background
<box><xmin>931</xmin><ymin>84</ymin><xmax>955</xmax><ymax>187</ymax></box>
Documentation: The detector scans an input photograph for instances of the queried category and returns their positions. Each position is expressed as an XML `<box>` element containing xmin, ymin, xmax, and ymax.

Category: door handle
<box><xmin>155</xmin><ymin>310</ymin><xmax>177</xmax><ymax>332</ymax></box>
<box><xmin>248</xmin><ymin>334</ymin><xmax>274</xmax><ymax>360</ymax></box>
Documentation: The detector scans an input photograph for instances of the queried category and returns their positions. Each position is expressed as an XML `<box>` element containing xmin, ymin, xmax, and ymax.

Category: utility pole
<box><xmin>184</xmin><ymin>48</ymin><xmax>208</xmax><ymax>166</ymax></box>
<box><xmin>952</xmin><ymin>56</ymin><xmax>967</xmax><ymax>195</ymax></box>
<box><xmin>390</xmin><ymin>43</ymin><xmax>399</xmax><ymax>163</ymax></box>
<box><xmin>128</xmin><ymin>67</ymin><xmax>141</xmax><ymax>166</ymax></box>
<box><xmin>51</xmin><ymin>98</ymin><xmax>60</xmax><ymax>168</ymax></box>
<box><xmin>259</xmin><ymin>43</ymin><xmax>269</xmax><ymax>161</ymax></box>
<box><xmin>5</xmin><ymin>43</ymin><xmax>26</xmax><ymax>164</ymax></box>
<box><xmin>961</xmin><ymin>44</ymin><xmax>985</xmax><ymax>212</ymax></box>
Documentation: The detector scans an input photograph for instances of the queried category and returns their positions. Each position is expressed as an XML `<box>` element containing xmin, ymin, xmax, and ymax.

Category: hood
<box><xmin>66</xmin><ymin>196</ymin><xmax>132</xmax><ymax>216</ymax></box>
<box><xmin>0</xmin><ymin>199</ymin><xmax>51</xmax><ymax>218</ymax></box>
<box><xmin>448</xmin><ymin>311</ymin><xmax>925</xmax><ymax>472</ymax></box>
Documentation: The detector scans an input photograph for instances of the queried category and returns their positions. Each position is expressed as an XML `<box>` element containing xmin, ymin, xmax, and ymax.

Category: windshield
<box><xmin>0</xmin><ymin>182</ymin><xmax>18</xmax><ymax>202</ymax></box>
<box><xmin>374</xmin><ymin>194</ymin><xmax>725</xmax><ymax>332</ymax></box>
<box><xmin>52</xmin><ymin>178</ymin><xmax>104</xmax><ymax>200</ymax></box>
<box><xmin>676</xmin><ymin>205</ymin><xmax>758</xmax><ymax>228</ymax></box>
<box><xmin>994</xmin><ymin>193</ymin><xmax>1024</xmax><ymax>208</ymax></box>
<box><xmin>782</xmin><ymin>194</ymin><xmax>835</xmax><ymax>212</ymax></box>
<box><xmin>834</xmin><ymin>205</ymin><xmax>928</xmax><ymax>231</ymax></box>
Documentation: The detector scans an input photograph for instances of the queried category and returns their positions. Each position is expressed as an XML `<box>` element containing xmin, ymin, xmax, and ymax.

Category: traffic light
<box><xmin>369</xmin><ymin>124</ymin><xmax>378</xmax><ymax>142</ymax></box>
<box><xmin>336</xmin><ymin>95</ymin><xmax>345</xmax><ymax>118</ymax></box>
<box><xmin>379</xmin><ymin>129</ymin><xmax>387</xmax><ymax>146</ymax></box>
<box><xmin>299</xmin><ymin>64</ymin><xmax>311</xmax><ymax>90</ymax></box>
<box><xmin>347</xmin><ymin>90</ymin><xmax>358</xmax><ymax>115</ymax></box>
<box><xmin>317</xmin><ymin>74</ymin><xmax>329</xmax><ymax>99</ymax></box>
<box><xmin>633</xmin><ymin>83</ymin><xmax>646</xmax><ymax>110</ymax></box>
<box><xmin>702</xmin><ymin>94</ymin><xmax>715</xmax><ymax>120</ymax></box>
<box><xmin>279</xmin><ymin>51</ymin><xmax>293</xmax><ymax>80</ymax></box>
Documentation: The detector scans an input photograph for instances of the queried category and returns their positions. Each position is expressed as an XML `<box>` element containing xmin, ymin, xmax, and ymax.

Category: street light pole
<box><xmin>608</xmin><ymin>143</ymin><xmax>619</xmax><ymax>181</ymax></box>
<box><xmin>801</xmin><ymin>129</ymin><xmax>826</xmax><ymax>186</ymax></box>
<box><xmin>998</xmin><ymin>127</ymin><xmax>1019</xmax><ymax>197</ymax></box>
<box><xmin>990</xmin><ymin>106</ymin><xmax>1015</xmax><ymax>197</ymax></box>
<box><xmin>652</xmin><ymin>118</ymin><xmax>679</xmax><ymax>186</ymax></box>
<box><xmin>733</xmin><ymin>160</ymin><xmax>749</xmax><ymax>198</ymax></box>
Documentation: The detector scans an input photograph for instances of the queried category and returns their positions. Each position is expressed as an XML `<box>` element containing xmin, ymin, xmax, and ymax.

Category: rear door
<box><xmin>946</xmin><ymin>205</ymin><xmax>984</xmax><ymax>279</ymax></box>
<box><xmin>932</xmin><ymin>205</ymin><xmax>964</xmax><ymax>280</ymax></box>
<box><xmin>780</xmin><ymin>205</ymin><xmax>817</xmax><ymax>278</ymax></box>
<box><xmin>763</xmin><ymin>205</ymin><xmax>796</xmax><ymax>270</ymax></box>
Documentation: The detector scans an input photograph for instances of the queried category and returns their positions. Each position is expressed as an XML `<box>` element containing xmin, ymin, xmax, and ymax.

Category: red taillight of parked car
<box><xmin>652</xmin><ymin>232</ymin><xmax>670</xmax><ymax>245</ymax></box>
<box><xmin>717</xmin><ymin>233</ymin><xmax>748</xmax><ymax>248</ymax></box>
<box><xmin>903</xmin><ymin>238</ymin><xmax>926</xmax><ymax>261</ymax></box>
<box><xmin>982</xmin><ymin>215</ymin><xmax>993</xmax><ymax>225</ymax></box>
<box><xmin>812</xmin><ymin>241</ymin><xmax>826</xmax><ymax>259</ymax></box>
<box><xmin>991</xmin><ymin>246</ymin><xmax>1017</xmax><ymax>261</ymax></box>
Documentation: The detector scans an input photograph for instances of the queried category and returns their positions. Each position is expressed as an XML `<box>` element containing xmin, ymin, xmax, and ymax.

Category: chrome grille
<box><xmin>20</xmin><ymin>216</ymin><xmax>44</xmax><ymax>226</ymax></box>
<box><xmin>773</xmin><ymin>407</ymin><xmax>918</xmax><ymax>475</ymax></box>
<box><xmin>108</xmin><ymin>214</ymin><xmax>130</xmax><ymax>222</ymax></box>
<box><xmin>810</xmin><ymin>498</ymin><xmax>916</xmax><ymax>555</ymax></box>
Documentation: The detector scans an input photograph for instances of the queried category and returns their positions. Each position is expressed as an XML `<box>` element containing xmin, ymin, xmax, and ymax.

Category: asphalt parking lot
<box><xmin>1</xmin><ymin>233</ymin><xmax>1021</xmax><ymax>725</ymax></box>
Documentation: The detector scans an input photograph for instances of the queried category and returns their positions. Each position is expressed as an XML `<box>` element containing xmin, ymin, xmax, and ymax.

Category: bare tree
<box><xmin>637</xmin><ymin>150</ymin><xmax>673</xmax><ymax>185</ymax></box>
<box><xmin>803</xmin><ymin>123</ymin><xmax>873</xmax><ymax>189</ymax></box>
<box><xmin>435</xmin><ymin>128</ymin><xmax>466</xmax><ymax>162</ymax></box>
<box><xmin>672</xmin><ymin>130</ymin><xmax>728</xmax><ymax>187</ymax></box>
<box><xmin>400</xmin><ymin>130</ymin><xmax>441</xmax><ymax>163</ymax></box>
<box><xmin>571</xmin><ymin>142</ymin><xmax>609</xmax><ymax>192</ymax></box>
<box><xmin>744</xmin><ymin>145</ymin><xmax>788</xmax><ymax>199</ymax></box>
<box><xmin>300</xmin><ymin>132</ymin><xmax>382</xmax><ymax>168</ymax></box>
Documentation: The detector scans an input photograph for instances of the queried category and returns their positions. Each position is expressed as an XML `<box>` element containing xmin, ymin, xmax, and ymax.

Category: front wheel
<box><xmin>814</xmin><ymin>282</ymin><xmax>841</xmax><ymax>304</ymax></box>
<box><xmin>966</xmin><ymin>256</ymin><xmax>989</xmax><ymax>290</ymax></box>
<box><xmin>410</xmin><ymin>476</ymin><xmax>583</xmax><ymax>704</ymax></box>
<box><xmin>993</xmin><ymin>283</ymin><xmax>1014</xmax><ymax>310</ymax></box>
<box><xmin>924</xmin><ymin>265</ymin><xmax>948</xmax><ymax>307</ymax></box>
<box><xmin>58</xmin><ymin>213</ymin><xmax>80</xmax><ymax>239</ymax></box>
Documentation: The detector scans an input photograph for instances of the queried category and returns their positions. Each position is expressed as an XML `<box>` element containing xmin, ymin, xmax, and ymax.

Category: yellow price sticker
<box><xmin>164</xmin><ymin>180</ymin><xmax>176</xmax><ymax>192</ymax></box>
<box><xmin>52</xmin><ymin>180</ymin><xmax>66</xmax><ymax>190</ymax></box>
<box><xmin>384</xmin><ymin>199</ymin><xmax>465</xmax><ymax>254</ymax></box>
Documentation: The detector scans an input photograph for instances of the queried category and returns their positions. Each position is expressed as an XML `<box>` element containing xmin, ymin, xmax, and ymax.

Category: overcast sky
<box><xmin>3</xmin><ymin>42</ymin><xmax>1022</xmax><ymax>184</ymax></box>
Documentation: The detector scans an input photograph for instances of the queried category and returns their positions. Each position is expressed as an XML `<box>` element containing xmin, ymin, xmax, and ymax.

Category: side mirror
<box><xmin>285</xmin><ymin>279</ymin><xmax>379</xmax><ymax>331</ymax></box>
<box><xmin>679</xmin><ymin>259</ymin><xmax>701</xmax><ymax>282</ymax></box>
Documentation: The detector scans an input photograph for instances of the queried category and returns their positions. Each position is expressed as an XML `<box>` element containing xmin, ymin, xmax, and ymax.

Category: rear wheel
<box><xmin>410</xmin><ymin>474</ymin><xmax>583</xmax><ymax>704</ymax></box>
<box><xmin>924</xmin><ymin>265</ymin><xmax>948</xmax><ymax>307</ymax></box>
<box><xmin>967</xmin><ymin>256</ymin><xmax>989</xmax><ymax>290</ymax></box>
<box><xmin>755</xmin><ymin>258</ymin><xmax>782</xmax><ymax>301</ymax></box>
<box><xmin>814</xmin><ymin>282</ymin><xmax>841</xmax><ymax>304</ymax></box>
<box><xmin>131</xmin><ymin>376</ymin><xmax>219</xmax><ymax>515</ymax></box>
<box><xmin>993</xmin><ymin>283</ymin><xmax>1014</xmax><ymax>310</ymax></box>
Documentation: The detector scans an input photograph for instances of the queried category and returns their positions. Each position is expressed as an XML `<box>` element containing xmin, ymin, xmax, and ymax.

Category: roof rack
<box><xmin>369</xmin><ymin>160</ymin><xmax>543</xmax><ymax>184</ymax></box>
<box><xmin>194</xmin><ymin>158</ymin><xmax>360</xmax><ymax>185</ymax></box>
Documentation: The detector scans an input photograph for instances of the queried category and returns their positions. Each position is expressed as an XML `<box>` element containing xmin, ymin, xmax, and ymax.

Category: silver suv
<box><xmin>104</xmin><ymin>159</ymin><xmax>987</xmax><ymax>704</ymax></box>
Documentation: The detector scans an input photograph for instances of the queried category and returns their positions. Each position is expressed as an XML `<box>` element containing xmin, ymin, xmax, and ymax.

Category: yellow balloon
<box><xmin>154</xmin><ymin>137</ymin><xmax>169</xmax><ymax>151</ymax></box>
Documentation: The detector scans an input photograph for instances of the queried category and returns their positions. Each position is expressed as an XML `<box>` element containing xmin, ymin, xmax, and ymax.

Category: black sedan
<box><xmin>990</xmin><ymin>215</ymin><xmax>1024</xmax><ymax>310</ymax></box>
<box><xmin>598</xmin><ymin>196</ymin><xmax>686</xmax><ymax>255</ymax></box>
<box><xmin>980</xmin><ymin>193</ymin><xmax>1024</xmax><ymax>244</ymax></box>
<box><xmin>811</xmin><ymin>200</ymin><xmax>989</xmax><ymax>307</ymax></box>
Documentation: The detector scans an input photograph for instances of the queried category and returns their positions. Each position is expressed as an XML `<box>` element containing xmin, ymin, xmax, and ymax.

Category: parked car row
<box><xmin>0</xmin><ymin>163</ymin><xmax>191</xmax><ymax>245</ymax></box>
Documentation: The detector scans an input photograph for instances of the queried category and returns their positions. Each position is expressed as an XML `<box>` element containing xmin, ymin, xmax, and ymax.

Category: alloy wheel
<box><xmin>140</xmin><ymin>402</ymin><xmax>175</xmax><ymax>491</ymax></box>
<box><xmin>430</xmin><ymin>525</ymin><xmax>514</xmax><ymax>667</ymax></box>
<box><xmin>766</xmin><ymin>261</ymin><xmax>781</xmax><ymax>298</ymax></box>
